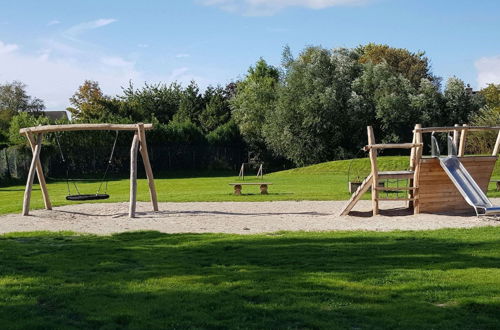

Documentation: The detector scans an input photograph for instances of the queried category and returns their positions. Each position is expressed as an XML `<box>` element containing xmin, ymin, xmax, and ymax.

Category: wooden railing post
<box><xmin>493</xmin><ymin>131</ymin><xmax>500</xmax><ymax>156</ymax></box>
<box><xmin>458</xmin><ymin>124</ymin><xmax>468</xmax><ymax>157</ymax></box>
<box><xmin>413</xmin><ymin>124</ymin><xmax>423</xmax><ymax>214</ymax></box>
<box><xmin>453</xmin><ymin>124</ymin><xmax>460</xmax><ymax>154</ymax></box>
<box><xmin>367</xmin><ymin>126</ymin><xmax>379</xmax><ymax>215</ymax></box>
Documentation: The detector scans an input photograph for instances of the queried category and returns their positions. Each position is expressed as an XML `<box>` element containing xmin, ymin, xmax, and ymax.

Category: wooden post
<box><xmin>22</xmin><ymin>133</ymin><xmax>43</xmax><ymax>216</ymax></box>
<box><xmin>367</xmin><ymin>126</ymin><xmax>379</xmax><ymax>216</ymax></box>
<box><xmin>409</xmin><ymin>128</ymin><xmax>417</xmax><ymax>171</ymax></box>
<box><xmin>453</xmin><ymin>124</ymin><xmax>459</xmax><ymax>153</ymax></box>
<box><xmin>25</xmin><ymin>132</ymin><xmax>52</xmax><ymax>210</ymax></box>
<box><xmin>137</xmin><ymin>123</ymin><xmax>159</xmax><ymax>212</ymax></box>
<box><xmin>129</xmin><ymin>133</ymin><xmax>140</xmax><ymax>218</ymax></box>
<box><xmin>408</xmin><ymin>124</ymin><xmax>418</xmax><ymax>208</ymax></box>
<box><xmin>413</xmin><ymin>124</ymin><xmax>423</xmax><ymax>214</ymax></box>
<box><xmin>493</xmin><ymin>131</ymin><xmax>500</xmax><ymax>156</ymax></box>
<box><xmin>458</xmin><ymin>124</ymin><xmax>467</xmax><ymax>157</ymax></box>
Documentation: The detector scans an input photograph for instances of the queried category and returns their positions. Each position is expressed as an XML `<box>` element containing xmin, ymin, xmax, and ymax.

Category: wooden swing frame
<box><xmin>19</xmin><ymin>123</ymin><xmax>159</xmax><ymax>218</ymax></box>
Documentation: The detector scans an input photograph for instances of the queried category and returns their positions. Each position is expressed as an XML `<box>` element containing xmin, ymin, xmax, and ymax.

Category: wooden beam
<box><xmin>458</xmin><ymin>124</ymin><xmax>467</xmax><ymax>157</ymax></box>
<box><xmin>20</xmin><ymin>123</ymin><xmax>153</xmax><ymax>134</ymax></box>
<box><xmin>137</xmin><ymin>123</ymin><xmax>159</xmax><ymax>212</ymax></box>
<box><xmin>339</xmin><ymin>174</ymin><xmax>373</xmax><ymax>216</ymax></box>
<box><xmin>493</xmin><ymin>131</ymin><xmax>500</xmax><ymax>156</ymax></box>
<box><xmin>415</xmin><ymin>126</ymin><xmax>500</xmax><ymax>133</ymax></box>
<box><xmin>25</xmin><ymin>132</ymin><xmax>51</xmax><ymax>210</ymax></box>
<box><xmin>363</xmin><ymin>143</ymin><xmax>422</xmax><ymax>151</ymax></box>
<box><xmin>129</xmin><ymin>133</ymin><xmax>140</xmax><ymax>218</ymax></box>
<box><xmin>367</xmin><ymin>126</ymin><xmax>379</xmax><ymax>216</ymax></box>
<box><xmin>22</xmin><ymin>133</ymin><xmax>43</xmax><ymax>216</ymax></box>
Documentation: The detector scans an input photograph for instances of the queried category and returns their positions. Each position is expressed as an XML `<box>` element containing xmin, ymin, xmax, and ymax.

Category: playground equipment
<box><xmin>238</xmin><ymin>163</ymin><xmax>264</xmax><ymax>180</ymax></box>
<box><xmin>54</xmin><ymin>130</ymin><xmax>119</xmax><ymax>201</ymax></box>
<box><xmin>19</xmin><ymin>123</ymin><xmax>159</xmax><ymax>218</ymax></box>
<box><xmin>340</xmin><ymin>124</ymin><xmax>500</xmax><ymax>216</ymax></box>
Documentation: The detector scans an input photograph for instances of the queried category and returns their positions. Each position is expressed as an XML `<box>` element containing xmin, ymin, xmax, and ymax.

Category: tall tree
<box><xmin>443</xmin><ymin>77</ymin><xmax>483</xmax><ymax>125</ymax></box>
<box><xmin>231</xmin><ymin>58</ymin><xmax>280</xmax><ymax>154</ymax></box>
<box><xmin>120</xmin><ymin>82</ymin><xmax>183</xmax><ymax>123</ymax></box>
<box><xmin>359</xmin><ymin>43</ymin><xmax>435</xmax><ymax>88</ymax></box>
<box><xmin>174</xmin><ymin>81</ymin><xmax>204</xmax><ymax>125</ymax></box>
<box><xmin>0</xmin><ymin>81</ymin><xmax>44</xmax><ymax>142</ymax></box>
<box><xmin>264</xmin><ymin>47</ymin><xmax>362</xmax><ymax>166</ymax></box>
<box><xmin>67</xmin><ymin>80</ymin><xmax>109</xmax><ymax>120</ymax></box>
<box><xmin>199</xmin><ymin>86</ymin><xmax>231</xmax><ymax>134</ymax></box>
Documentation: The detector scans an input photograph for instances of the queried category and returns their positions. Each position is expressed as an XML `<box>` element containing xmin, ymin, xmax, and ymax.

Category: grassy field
<box><xmin>1</xmin><ymin>157</ymin><xmax>500</xmax><ymax>329</ymax></box>
<box><xmin>2</xmin><ymin>156</ymin><xmax>500</xmax><ymax>215</ymax></box>
<box><xmin>0</xmin><ymin>228</ymin><xmax>499</xmax><ymax>329</ymax></box>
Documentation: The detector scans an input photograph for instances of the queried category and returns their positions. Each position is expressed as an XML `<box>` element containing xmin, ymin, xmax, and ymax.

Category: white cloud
<box><xmin>202</xmin><ymin>0</ymin><xmax>368</xmax><ymax>15</ymax></box>
<box><xmin>475</xmin><ymin>56</ymin><xmax>500</xmax><ymax>88</ymax></box>
<box><xmin>175</xmin><ymin>53</ymin><xmax>191</xmax><ymax>58</ymax></box>
<box><xmin>64</xmin><ymin>18</ymin><xmax>117</xmax><ymax>40</ymax></box>
<box><xmin>0</xmin><ymin>37</ymin><xmax>213</xmax><ymax>110</ymax></box>
<box><xmin>137</xmin><ymin>43</ymin><xmax>149</xmax><ymax>48</ymax></box>
<box><xmin>47</xmin><ymin>20</ymin><xmax>61</xmax><ymax>26</ymax></box>
<box><xmin>0</xmin><ymin>41</ymin><xmax>19</xmax><ymax>54</ymax></box>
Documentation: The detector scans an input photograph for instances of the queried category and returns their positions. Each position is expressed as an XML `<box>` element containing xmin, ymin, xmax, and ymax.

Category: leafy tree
<box><xmin>67</xmin><ymin>80</ymin><xmax>110</xmax><ymax>120</ymax></box>
<box><xmin>199</xmin><ymin>86</ymin><xmax>231</xmax><ymax>134</ymax></box>
<box><xmin>359</xmin><ymin>43</ymin><xmax>435</xmax><ymax>88</ymax></box>
<box><xmin>174</xmin><ymin>81</ymin><xmax>204</xmax><ymax>125</ymax></box>
<box><xmin>0</xmin><ymin>81</ymin><xmax>45</xmax><ymax>113</ymax></box>
<box><xmin>480</xmin><ymin>83</ymin><xmax>500</xmax><ymax>109</ymax></box>
<box><xmin>468</xmin><ymin>84</ymin><xmax>500</xmax><ymax>154</ymax></box>
<box><xmin>264</xmin><ymin>47</ymin><xmax>361</xmax><ymax>166</ymax></box>
<box><xmin>443</xmin><ymin>77</ymin><xmax>483</xmax><ymax>125</ymax></box>
<box><xmin>119</xmin><ymin>82</ymin><xmax>183</xmax><ymax>123</ymax></box>
<box><xmin>0</xmin><ymin>81</ymin><xmax>45</xmax><ymax>143</ymax></box>
<box><xmin>231</xmin><ymin>58</ymin><xmax>280</xmax><ymax>154</ymax></box>
<box><xmin>8</xmin><ymin>112</ymin><xmax>50</xmax><ymax>145</ymax></box>
<box><xmin>410</xmin><ymin>78</ymin><xmax>445</xmax><ymax>127</ymax></box>
<box><xmin>206</xmin><ymin>120</ymin><xmax>243</xmax><ymax>146</ymax></box>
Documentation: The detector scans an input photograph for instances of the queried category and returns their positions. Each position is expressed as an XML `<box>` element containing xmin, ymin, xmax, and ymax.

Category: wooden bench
<box><xmin>229</xmin><ymin>183</ymin><xmax>272</xmax><ymax>195</ymax></box>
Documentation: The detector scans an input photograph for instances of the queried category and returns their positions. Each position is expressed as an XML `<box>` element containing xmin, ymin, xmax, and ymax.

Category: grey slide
<box><xmin>439</xmin><ymin>156</ymin><xmax>500</xmax><ymax>216</ymax></box>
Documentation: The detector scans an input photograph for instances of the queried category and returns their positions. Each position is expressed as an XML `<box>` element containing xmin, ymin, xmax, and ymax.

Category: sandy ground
<box><xmin>1</xmin><ymin>200</ymin><xmax>499</xmax><ymax>235</ymax></box>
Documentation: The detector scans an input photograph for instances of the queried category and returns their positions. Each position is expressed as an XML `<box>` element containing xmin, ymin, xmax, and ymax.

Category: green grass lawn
<box><xmin>2</xmin><ymin>156</ymin><xmax>500</xmax><ymax>215</ymax></box>
<box><xmin>0</xmin><ymin>228</ymin><xmax>499</xmax><ymax>329</ymax></box>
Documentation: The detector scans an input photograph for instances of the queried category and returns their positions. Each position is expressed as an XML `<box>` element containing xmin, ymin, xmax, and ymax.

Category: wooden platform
<box><xmin>415</xmin><ymin>156</ymin><xmax>497</xmax><ymax>214</ymax></box>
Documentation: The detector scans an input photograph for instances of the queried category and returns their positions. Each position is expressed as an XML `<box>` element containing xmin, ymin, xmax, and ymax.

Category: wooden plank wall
<box><xmin>416</xmin><ymin>156</ymin><xmax>497</xmax><ymax>214</ymax></box>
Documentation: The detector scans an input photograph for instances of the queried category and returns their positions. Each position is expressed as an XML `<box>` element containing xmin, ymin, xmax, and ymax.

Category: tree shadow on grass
<box><xmin>0</xmin><ymin>230</ymin><xmax>499</xmax><ymax>329</ymax></box>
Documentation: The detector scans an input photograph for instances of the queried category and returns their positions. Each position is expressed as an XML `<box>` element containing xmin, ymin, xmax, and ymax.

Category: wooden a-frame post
<box><xmin>22</xmin><ymin>132</ymin><xmax>44</xmax><ymax>216</ymax></box>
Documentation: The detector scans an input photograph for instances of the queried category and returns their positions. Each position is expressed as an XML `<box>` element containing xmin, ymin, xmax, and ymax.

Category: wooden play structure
<box><xmin>19</xmin><ymin>123</ymin><xmax>159</xmax><ymax>218</ymax></box>
<box><xmin>340</xmin><ymin>124</ymin><xmax>500</xmax><ymax>216</ymax></box>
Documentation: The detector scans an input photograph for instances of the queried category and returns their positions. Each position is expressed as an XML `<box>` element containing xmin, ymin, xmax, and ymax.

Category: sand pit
<box><xmin>1</xmin><ymin>200</ymin><xmax>499</xmax><ymax>235</ymax></box>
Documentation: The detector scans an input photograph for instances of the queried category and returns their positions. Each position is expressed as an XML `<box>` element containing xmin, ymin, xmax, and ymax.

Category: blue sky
<box><xmin>0</xmin><ymin>0</ymin><xmax>499</xmax><ymax>110</ymax></box>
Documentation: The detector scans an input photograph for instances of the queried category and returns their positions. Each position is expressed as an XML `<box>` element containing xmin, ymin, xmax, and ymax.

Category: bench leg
<box><xmin>497</xmin><ymin>182</ymin><xmax>500</xmax><ymax>192</ymax></box>
<box><xmin>234</xmin><ymin>184</ymin><xmax>242</xmax><ymax>195</ymax></box>
<box><xmin>260</xmin><ymin>184</ymin><xmax>268</xmax><ymax>195</ymax></box>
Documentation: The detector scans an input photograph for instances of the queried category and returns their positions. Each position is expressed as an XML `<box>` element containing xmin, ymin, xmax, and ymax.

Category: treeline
<box><xmin>1</xmin><ymin>43</ymin><xmax>500</xmax><ymax>170</ymax></box>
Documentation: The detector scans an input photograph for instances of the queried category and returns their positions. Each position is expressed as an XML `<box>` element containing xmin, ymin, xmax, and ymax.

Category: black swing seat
<box><xmin>66</xmin><ymin>194</ymin><xmax>110</xmax><ymax>201</ymax></box>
